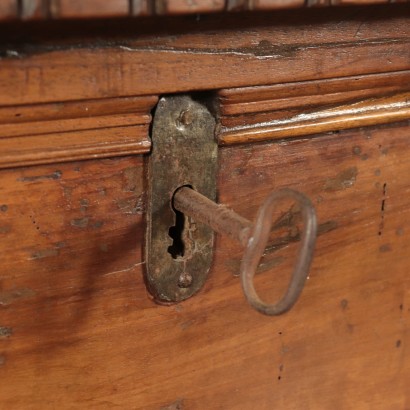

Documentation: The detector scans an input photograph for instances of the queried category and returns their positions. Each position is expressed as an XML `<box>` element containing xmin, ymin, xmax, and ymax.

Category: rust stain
<box><xmin>63</xmin><ymin>186</ymin><xmax>73</xmax><ymax>201</ymax></box>
<box><xmin>31</xmin><ymin>248</ymin><xmax>59</xmax><ymax>259</ymax></box>
<box><xmin>160</xmin><ymin>399</ymin><xmax>184</xmax><ymax>410</ymax></box>
<box><xmin>80</xmin><ymin>199</ymin><xmax>89</xmax><ymax>213</ymax></box>
<box><xmin>18</xmin><ymin>170</ymin><xmax>62</xmax><ymax>182</ymax></box>
<box><xmin>396</xmin><ymin>227</ymin><xmax>404</xmax><ymax>236</ymax></box>
<box><xmin>116</xmin><ymin>196</ymin><xmax>144</xmax><ymax>215</ymax></box>
<box><xmin>0</xmin><ymin>327</ymin><xmax>12</xmax><ymax>338</ymax></box>
<box><xmin>352</xmin><ymin>146</ymin><xmax>362</xmax><ymax>156</ymax></box>
<box><xmin>0</xmin><ymin>204</ymin><xmax>8</xmax><ymax>212</ymax></box>
<box><xmin>396</xmin><ymin>340</ymin><xmax>402</xmax><ymax>348</ymax></box>
<box><xmin>323</xmin><ymin>167</ymin><xmax>358</xmax><ymax>192</ymax></box>
<box><xmin>0</xmin><ymin>287</ymin><xmax>36</xmax><ymax>306</ymax></box>
<box><xmin>379</xmin><ymin>243</ymin><xmax>392</xmax><ymax>253</ymax></box>
<box><xmin>123</xmin><ymin>166</ymin><xmax>140</xmax><ymax>192</ymax></box>
<box><xmin>92</xmin><ymin>220</ymin><xmax>104</xmax><ymax>229</ymax></box>
<box><xmin>0</xmin><ymin>225</ymin><xmax>11</xmax><ymax>234</ymax></box>
<box><xmin>70</xmin><ymin>217</ymin><xmax>89</xmax><ymax>228</ymax></box>
<box><xmin>224</xmin><ymin>258</ymin><xmax>241</xmax><ymax>276</ymax></box>
<box><xmin>99</xmin><ymin>244</ymin><xmax>108</xmax><ymax>252</ymax></box>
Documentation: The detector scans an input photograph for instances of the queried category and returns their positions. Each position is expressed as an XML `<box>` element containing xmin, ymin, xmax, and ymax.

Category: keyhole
<box><xmin>167</xmin><ymin>209</ymin><xmax>185</xmax><ymax>259</ymax></box>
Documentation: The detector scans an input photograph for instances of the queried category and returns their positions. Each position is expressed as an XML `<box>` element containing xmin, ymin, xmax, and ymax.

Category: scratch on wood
<box><xmin>378</xmin><ymin>182</ymin><xmax>387</xmax><ymax>236</ymax></box>
<box><xmin>264</xmin><ymin>219</ymin><xmax>338</xmax><ymax>255</ymax></box>
<box><xmin>256</xmin><ymin>255</ymin><xmax>285</xmax><ymax>275</ymax></box>
<box><xmin>70</xmin><ymin>217</ymin><xmax>89</xmax><ymax>228</ymax></box>
<box><xmin>17</xmin><ymin>170</ymin><xmax>62</xmax><ymax>182</ymax></box>
<box><xmin>0</xmin><ymin>287</ymin><xmax>36</xmax><ymax>306</ymax></box>
<box><xmin>323</xmin><ymin>167</ymin><xmax>358</xmax><ymax>192</ymax></box>
<box><xmin>101</xmin><ymin>262</ymin><xmax>145</xmax><ymax>277</ymax></box>
<box><xmin>31</xmin><ymin>248</ymin><xmax>59</xmax><ymax>259</ymax></box>
<box><xmin>160</xmin><ymin>399</ymin><xmax>184</xmax><ymax>410</ymax></box>
<box><xmin>0</xmin><ymin>327</ymin><xmax>13</xmax><ymax>338</ymax></box>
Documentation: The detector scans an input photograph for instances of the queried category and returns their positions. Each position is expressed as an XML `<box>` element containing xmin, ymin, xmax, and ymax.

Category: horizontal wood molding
<box><xmin>0</xmin><ymin>0</ymin><xmax>408</xmax><ymax>20</ymax></box>
<box><xmin>0</xmin><ymin>9</ymin><xmax>409</xmax><ymax>105</ymax></box>
<box><xmin>0</xmin><ymin>95</ymin><xmax>157</xmax><ymax>169</ymax></box>
<box><xmin>217</xmin><ymin>72</ymin><xmax>410</xmax><ymax>145</ymax></box>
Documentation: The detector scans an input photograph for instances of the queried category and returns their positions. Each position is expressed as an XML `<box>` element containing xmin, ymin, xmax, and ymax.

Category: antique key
<box><xmin>173</xmin><ymin>186</ymin><xmax>317</xmax><ymax>316</ymax></box>
<box><xmin>146</xmin><ymin>95</ymin><xmax>317</xmax><ymax>316</ymax></box>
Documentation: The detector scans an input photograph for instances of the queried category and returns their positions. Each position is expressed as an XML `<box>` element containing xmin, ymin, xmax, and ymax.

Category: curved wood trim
<box><xmin>0</xmin><ymin>95</ymin><xmax>157</xmax><ymax>169</ymax></box>
<box><xmin>217</xmin><ymin>72</ymin><xmax>410</xmax><ymax>145</ymax></box>
<box><xmin>0</xmin><ymin>126</ymin><xmax>151</xmax><ymax>169</ymax></box>
<box><xmin>219</xmin><ymin>93</ymin><xmax>410</xmax><ymax>145</ymax></box>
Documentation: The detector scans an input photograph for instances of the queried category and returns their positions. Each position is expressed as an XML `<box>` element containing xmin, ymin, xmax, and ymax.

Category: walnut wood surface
<box><xmin>217</xmin><ymin>72</ymin><xmax>410</xmax><ymax>144</ymax></box>
<box><xmin>0</xmin><ymin>7</ymin><xmax>409</xmax><ymax>105</ymax></box>
<box><xmin>1</xmin><ymin>122</ymin><xmax>410</xmax><ymax>408</ymax></box>
<box><xmin>0</xmin><ymin>0</ymin><xmax>408</xmax><ymax>20</ymax></box>
<box><xmin>0</xmin><ymin>0</ymin><xmax>18</xmax><ymax>20</ymax></box>
<box><xmin>0</xmin><ymin>96</ymin><xmax>156</xmax><ymax>169</ymax></box>
<box><xmin>0</xmin><ymin>3</ymin><xmax>409</xmax><ymax>409</ymax></box>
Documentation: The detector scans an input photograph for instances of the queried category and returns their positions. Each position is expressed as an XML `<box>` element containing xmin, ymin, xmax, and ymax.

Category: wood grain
<box><xmin>0</xmin><ymin>0</ymin><xmax>18</xmax><ymax>20</ymax></box>
<box><xmin>1</xmin><ymin>122</ymin><xmax>410</xmax><ymax>408</ymax></box>
<box><xmin>156</xmin><ymin>0</ymin><xmax>225</xmax><ymax>14</ymax></box>
<box><xmin>217</xmin><ymin>71</ymin><xmax>410</xmax><ymax>144</ymax></box>
<box><xmin>218</xmin><ymin>71</ymin><xmax>410</xmax><ymax>116</ymax></box>
<box><xmin>250</xmin><ymin>0</ymin><xmax>304</xmax><ymax>10</ymax></box>
<box><xmin>20</xmin><ymin>0</ymin><xmax>48</xmax><ymax>20</ymax></box>
<box><xmin>0</xmin><ymin>7</ymin><xmax>409</xmax><ymax>105</ymax></box>
<box><xmin>1</xmin><ymin>0</ymin><xmax>408</xmax><ymax>20</ymax></box>
<box><xmin>0</xmin><ymin>95</ymin><xmax>156</xmax><ymax>169</ymax></box>
<box><xmin>50</xmin><ymin>0</ymin><xmax>129</xmax><ymax>18</ymax></box>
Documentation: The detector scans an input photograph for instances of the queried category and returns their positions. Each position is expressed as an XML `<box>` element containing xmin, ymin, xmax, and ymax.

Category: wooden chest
<box><xmin>1</xmin><ymin>2</ymin><xmax>410</xmax><ymax>408</ymax></box>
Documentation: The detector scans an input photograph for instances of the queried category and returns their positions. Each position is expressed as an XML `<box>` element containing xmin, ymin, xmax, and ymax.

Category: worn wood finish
<box><xmin>20</xmin><ymin>0</ymin><xmax>48</xmax><ymax>20</ymax></box>
<box><xmin>0</xmin><ymin>1</ymin><xmax>18</xmax><ymax>20</ymax></box>
<box><xmin>217</xmin><ymin>72</ymin><xmax>410</xmax><ymax>144</ymax></box>
<box><xmin>218</xmin><ymin>71</ymin><xmax>410</xmax><ymax>117</ymax></box>
<box><xmin>1</xmin><ymin>121</ymin><xmax>410</xmax><ymax>408</ymax></box>
<box><xmin>0</xmin><ymin>96</ymin><xmax>156</xmax><ymax>169</ymax></box>
<box><xmin>53</xmin><ymin>0</ymin><xmax>130</xmax><ymax>18</ymax></box>
<box><xmin>0</xmin><ymin>2</ymin><xmax>410</xmax><ymax>408</ymax></box>
<box><xmin>1</xmin><ymin>0</ymin><xmax>409</xmax><ymax>20</ymax></box>
<box><xmin>0</xmin><ymin>6</ymin><xmax>409</xmax><ymax>105</ymax></box>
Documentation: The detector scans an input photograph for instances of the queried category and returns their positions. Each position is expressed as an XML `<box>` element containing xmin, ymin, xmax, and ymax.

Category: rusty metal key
<box><xmin>173</xmin><ymin>186</ymin><xmax>317</xmax><ymax>316</ymax></box>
